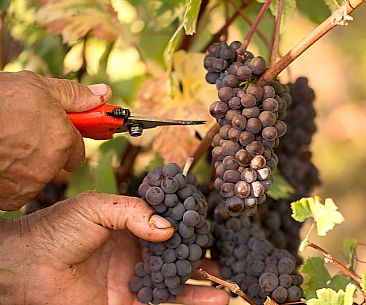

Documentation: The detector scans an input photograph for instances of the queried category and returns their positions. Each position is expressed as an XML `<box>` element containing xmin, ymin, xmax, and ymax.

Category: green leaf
<box><xmin>301</xmin><ymin>257</ymin><xmax>331</xmax><ymax>299</ymax></box>
<box><xmin>291</xmin><ymin>197</ymin><xmax>312</xmax><ymax>222</ymax></box>
<box><xmin>146</xmin><ymin>153</ymin><xmax>165</xmax><ymax>172</ymax></box>
<box><xmin>328</xmin><ymin>275</ymin><xmax>353</xmax><ymax>292</ymax></box>
<box><xmin>257</xmin><ymin>0</ymin><xmax>297</xmax><ymax>31</ymax></box>
<box><xmin>0</xmin><ymin>0</ymin><xmax>11</xmax><ymax>11</ymax></box>
<box><xmin>94</xmin><ymin>150</ymin><xmax>118</xmax><ymax>194</ymax></box>
<box><xmin>342</xmin><ymin>239</ymin><xmax>357</xmax><ymax>271</ymax></box>
<box><xmin>66</xmin><ymin>161</ymin><xmax>96</xmax><ymax>197</ymax></box>
<box><xmin>323</xmin><ymin>0</ymin><xmax>345</xmax><ymax>11</ymax></box>
<box><xmin>183</xmin><ymin>0</ymin><xmax>202</xmax><ymax>35</ymax></box>
<box><xmin>360</xmin><ymin>273</ymin><xmax>366</xmax><ymax>294</ymax></box>
<box><xmin>267</xmin><ymin>169</ymin><xmax>294</xmax><ymax>200</ymax></box>
<box><xmin>291</xmin><ymin>196</ymin><xmax>344</xmax><ymax>235</ymax></box>
<box><xmin>297</xmin><ymin>0</ymin><xmax>331</xmax><ymax>24</ymax></box>
<box><xmin>307</xmin><ymin>283</ymin><xmax>356</xmax><ymax>305</ymax></box>
<box><xmin>0</xmin><ymin>210</ymin><xmax>22</xmax><ymax>219</ymax></box>
<box><xmin>99</xmin><ymin>136</ymin><xmax>128</xmax><ymax>156</ymax></box>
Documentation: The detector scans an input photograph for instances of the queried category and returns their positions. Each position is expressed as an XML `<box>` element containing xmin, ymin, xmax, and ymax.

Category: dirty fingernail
<box><xmin>150</xmin><ymin>214</ymin><xmax>172</xmax><ymax>229</ymax></box>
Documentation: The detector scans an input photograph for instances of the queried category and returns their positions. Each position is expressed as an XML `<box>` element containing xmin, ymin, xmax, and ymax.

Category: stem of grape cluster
<box><xmin>237</xmin><ymin>0</ymin><xmax>273</xmax><ymax>53</ymax></box>
<box><xmin>192</xmin><ymin>269</ymin><xmax>258</xmax><ymax>305</ymax></box>
<box><xmin>258</xmin><ymin>0</ymin><xmax>365</xmax><ymax>84</ymax></box>
<box><xmin>270</xmin><ymin>0</ymin><xmax>283</xmax><ymax>67</ymax></box>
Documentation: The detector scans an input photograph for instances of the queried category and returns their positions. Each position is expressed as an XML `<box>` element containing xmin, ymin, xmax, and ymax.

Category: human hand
<box><xmin>0</xmin><ymin>192</ymin><xmax>229</xmax><ymax>305</ymax></box>
<box><xmin>0</xmin><ymin>71</ymin><xmax>112</xmax><ymax>211</ymax></box>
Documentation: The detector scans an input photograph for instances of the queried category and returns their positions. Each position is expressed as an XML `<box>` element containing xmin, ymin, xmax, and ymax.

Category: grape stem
<box><xmin>191</xmin><ymin>123</ymin><xmax>220</xmax><ymax>169</ymax></box>
<box><xmin>306</xmin><ymin>242</ymin><xmax>362</xmax><ymax>284</ymax></box>
<box><xmin>201</xmin><ymin>1</ymin><xmax>252</xmax><ymax>52</ymax></box>
<box><xmin>192</xmin><ymin>269</ymin><xmax>258</xmax><ymax>305</ymax></box>
<box><xmin>269</xmin><ymin>0</ymin><xmax>283</xmax><ymax>67</ymax></box>
<box><xmin>227</xmin><ymin>0</ymin><xmax>272</xmax><ymax>51</ymax></box>
<box><xmin>257</xmin><ymin>0</ymin><xmax>365</xmax><ymax>85</ymax></box>
<box><xmin>237</xmin><ymin>0</ymin><xmax>273</xmax><ymax>53</ymax></box>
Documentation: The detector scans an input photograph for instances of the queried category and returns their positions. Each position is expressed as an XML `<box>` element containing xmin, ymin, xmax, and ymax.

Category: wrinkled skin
<box><xmin>0</xmin><ymin>72</ymin><xmax>229</xmax><ymax>305</ymax></box>
<box><xmin>0</xmin><ymin>71</ymin><xmax>112</xmax><ymax>210</ymax></box>
<box><xmin>0</xmin><ymin>192</ymin><xmax>229</xmax><ymax>305</ymax></box>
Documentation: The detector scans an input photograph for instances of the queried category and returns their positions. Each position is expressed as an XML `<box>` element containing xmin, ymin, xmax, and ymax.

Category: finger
<box><xmin>29</xmin><ymin>192</ymin><xmax>174</xmax><ymax>264</ymax></box>
<box><xmin>191</xmin><ymin>259</ymin><xmax>221</xmax><ymax>280</ymax></box>
<box><xmin>63</xmin><ymin>122</ymin><xmax>85</xmax><ymax>171</ymax></box>
<box><xmin>176</xmin><ymin>284</ymin><xmax>229</xmax><ymax>305</ymax></box>
<box><xmin>44</xmin><ymin>77</ymin><xmax>112</xmax><ymax>112</ymax></box>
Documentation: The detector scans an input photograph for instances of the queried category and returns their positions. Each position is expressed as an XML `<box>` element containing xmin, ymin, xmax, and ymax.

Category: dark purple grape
<box><xmin>218</xmin><ymin>87</ymin><xmax>234</xmax><ymax>102</ymax></box>
<box><xmin>248</xmin><ymin>56</ymin><xmax>266</xmax><ymax>75</ymax></box>
<box><xmin>223</xmin><ymin>169</ymin><xmax>241</xmax><ymax>183</ymax></box>
<box><xmin>246</xmin><ymin>118</ymin><xmax>262</xmax><ymax>134</ymax></box>
<box><xmin>220</xmin><ymin>182</ymin><xmax>235</xmax><ymax>198</ymax></box>
<box><xmin>246</xmin><ymin>141</ymin><xmax>264</xmax><ymax>156</ymax></box>
<box><xmin>228</xmin><ymin>96</ymin><xmax>242</xmax><ymax>109</ymax></box>
<box><xmin>228</xmin><ymin>128</ymin><xmax>241</xmax><ymax>142</ymax></box>
<box><xmin>145</xmin><ymin>187</ymin><xmax>165</xmax><ymax>206</ymax></box>
<box><xmin>262</xmin><ymin>126</ymin><xmax>278</xmax><ymax>141</ymax></box>
<box><xmin>246</xmin><ymin>84</ymin><xmax>263</xmax><ymax>101</ymax></box>
<box><xmin>241</xmin><ymin>168</ymin><xmax>257</xmax><ymax>183</ymax></box>
<box><xmin>161</xmin><ymin>177</ymin><xmax>179</xmax><ymax>193</ymax></box>
<box><xmin>237</xmin><ymin>66</ymin><xmax>252</xmax><ymax>81</ymax></box>
<box><xmin>263</xmin><ymin>98</ymin><xmax>278</xmax><ymax>111</ymax></box>
<box><xmin>241</xmin><ymin>93</ymin><xmax>257</xmax><ymax>107</ymax></box>
<box><xmin>235</xmin><ymin>149</ymin><xmax>251</xmax><ymax>165</ymax></box>
<box><xmin>222</xmin><ymin>75</ymin><xmax>239</xmax><ymax>88</ymax></box>
<box><xmin>242</xmin><ymin>107</ymin><xmax>259</xmax><ymax>119</ymax></box>
<box><xmin>210</xmin><ymin>101</ymin><xmax>228</xmax><ymax>119</ymax></box>
<box><xmin>205</xmin><ymin>72</ymin><xmax>219</xmax><ymax>84</ymax></box>
<box><xmin>232</xmin><ymin>115</ymin><xmax>247</xmax><ymax>130</ymax></box>
<box><xmin>258</xmin><ymin>111</ymin><xmax>276</xmax><ymax>127</ymax></box>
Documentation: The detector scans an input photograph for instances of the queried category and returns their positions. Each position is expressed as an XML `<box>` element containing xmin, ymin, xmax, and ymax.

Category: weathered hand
<box><xmin>0</xmin><ymin>192</ymin><xmax>229</xmax><ymax>305</ymax></box>
<box><xmin>0</xmin><ymin>71</ymin><xmax>112</xmax><ymax>210</ymax></box>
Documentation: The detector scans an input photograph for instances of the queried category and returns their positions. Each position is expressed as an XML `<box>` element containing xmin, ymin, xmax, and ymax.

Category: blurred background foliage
<box><xmin>1</xmin><ymin>0</ymin><xmax>366</xmax><ymax>303</ymax></box>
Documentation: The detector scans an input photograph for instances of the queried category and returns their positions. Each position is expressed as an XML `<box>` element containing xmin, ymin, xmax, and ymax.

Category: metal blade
<box><xmin>116</xmin><ymin>115</ymin><xmax>206</xmax><ymax>133</ymax></box>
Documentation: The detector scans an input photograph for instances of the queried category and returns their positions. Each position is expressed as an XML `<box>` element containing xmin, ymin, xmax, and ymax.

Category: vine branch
<box><xmin>227</xmin><ymin>0</ymin><xmax>272</xmax><ymax>51</ymax></box>
<box><xmin>306</xmin><ymin>242</ymin><xmax>362</xmax><ymax>284</ymax></box>
<box><xmin>258</xmin><ymin>0</ymin><xmax>365</xmax><ymax>84</ymax></box>
<box><xmin>192</xmin><ymin>269</ymin><xmax>257</xmax><ymax>305</ymax></box>
<box><xmin>237</xmin><ymin>0</ymin><xmax>273</xmax><ymax>53</ymax></box>
<box><xmin>270</xmin><ymin>0</ymin><xmax>283</xmax><ymax>66</ymax></box>
<box><xmin>0</xmin><ymin>10</ymin><xmax>5</xmax><ymax>69</ymax></box>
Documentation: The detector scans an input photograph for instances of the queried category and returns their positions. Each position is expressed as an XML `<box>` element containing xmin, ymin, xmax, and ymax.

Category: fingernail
<box><xmin>150</xmin><ymin>214</ymin><xmax>172</xmax><ymax>229</ymax></box>
<box><xmin>88</xmin><ymin>84</ymin><xmax>109</xmax><ymax>96</ymax></box>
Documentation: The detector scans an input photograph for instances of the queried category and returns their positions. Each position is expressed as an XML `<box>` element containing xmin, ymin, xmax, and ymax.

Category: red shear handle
<box><xmin>67</xmin><ymin>104</ymin><xmax>125</xmax><ymax>140</ymax></box>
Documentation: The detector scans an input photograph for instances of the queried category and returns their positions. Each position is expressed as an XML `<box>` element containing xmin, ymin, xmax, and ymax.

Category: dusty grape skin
<box><xmin>130</xmin><ymin>165</ymin><xmax>212</xmax><ymax>304</ymax></box>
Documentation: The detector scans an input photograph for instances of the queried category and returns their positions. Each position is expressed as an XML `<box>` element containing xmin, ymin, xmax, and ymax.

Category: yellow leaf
<box><xmin>36</xmin><ymin>0</ymin><xmax>121</xmax><ymax>43</ymax></box>
<box><xmin>133</xmin><ymin>51</ymin><xmax>217</xmax><ymax>165</ymax></box>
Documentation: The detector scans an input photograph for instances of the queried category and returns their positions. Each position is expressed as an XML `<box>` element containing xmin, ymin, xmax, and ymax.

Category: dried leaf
<box><xmin>133</xmin><ymin>51</ymin><xmax>217</xmax><ymax>165</ymax></box>
<box><xmin>36</xmin><ymin>0</ymin><xmax>121</xmax><ymax>43</ymax></box>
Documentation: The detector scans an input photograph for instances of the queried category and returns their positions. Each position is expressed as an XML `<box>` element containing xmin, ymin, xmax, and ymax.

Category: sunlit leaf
<box><xmin>183</xmin><ymin>0</ymin><xmax>202</xmax><ymax>35</ymax></box>
<box><xmin>133</xmin><ymin>51</ymin><xmax>217</xmax><ymax>165</ymax></box>
<box><xmin>291</xmin><ymin>196</ymin><xmax>344</xmax><ymax>235</ymax></box>
<box><xmin>257</xmin><ymin>0</ymin><xmax>296</xmax><ymax>30</ymax></box>
<box><xmin>361</xmin><ymin>274</ymin><xmax>366</xmax><ymax>294</ymax></box>
<box><xmin>94</xmin><ymin>150</ymin><xmax>118</xmax><ymax>194</ymax></box>
<box><xmin>301</xmin><ymin>257</ymin><xmax>331</xmax><ymax>299</ymax></box>
<box><xmin>267</xmin><ymin>169</ymin><xmax>294</xmax><ymax>200</ymax></box>
<box><xmin>0</xmin><ymin>210</ymin><xmax>22</xmax><ymax>219</ymax></box>
<box><xmin>36</xmin><ymin>0</ymin><xmax>122</xmax><ymax>43</ymax></box>
<box><xmin>66</xmin><ymin>160</ymin><xmax>96</xmax><ymax>196</ymax></box>
<box><xmin>297</xmin><ymin>0</ymin><xmax>331</xmax><ymax>24</ymax></box>
<box><xmin>301</xmin><ymin>257</ymin><xmax>354</xmax><ymax>299</ymax></box>
<box><xmin>307</xmin><ymin>283</ymin><xmax>356</xmax><ymax>305</ymax></box>
<box><xmin>146</xmin><ymin>153</ymin><xmax>165</xmax><ymax>172</ymax></box>
<box><xmin>0</xmin><ymin>0</ymin><xmax>11</xmax><ymax>11</ymax></box>
<box><xmin>342</xmin><ymin>239</ymin><xmax>357</xmax><ymax>271</ymax></box>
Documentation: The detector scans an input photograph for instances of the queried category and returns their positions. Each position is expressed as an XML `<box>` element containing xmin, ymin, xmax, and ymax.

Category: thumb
<box><xmin>28</xmin><ymin>191</ymin><xmax>173</xmax><ymax>265</ymax></box>
<box><xmin>44</xmin><ymin>77</ymin><xmax>112</xmax><ymax>112</ymax></box>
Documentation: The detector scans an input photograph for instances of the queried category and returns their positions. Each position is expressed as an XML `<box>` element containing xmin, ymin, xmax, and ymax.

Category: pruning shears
<box><xmin>67</xmin><ymin>103</ymin><xmax>205</xmax><ymax>140</ymax></box>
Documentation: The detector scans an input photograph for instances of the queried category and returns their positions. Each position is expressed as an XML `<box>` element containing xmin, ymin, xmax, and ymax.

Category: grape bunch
<box><xmin>128</xmin><ymin>163</ymin><xmax>212</xmax><ymax>304</ymax></box>
<box><xmin>211</xmin><ymin>202</ymin><xmax>304</xmax><ymax>304</ymax></box>
<box><xmin>204</xmin><ymin>41</ymin><xmax>291</xmax><ymax>215</ymax></box>
<box><xmin>257</xmin><ymin>197</ymin><xmax>304</xmax><ymax>266</ymax></box>
<box><xmin>277</xmin><ymin>77</ymin><xmax>320</xmax><ymax>195</ymax></box>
